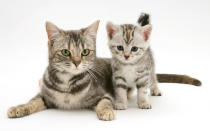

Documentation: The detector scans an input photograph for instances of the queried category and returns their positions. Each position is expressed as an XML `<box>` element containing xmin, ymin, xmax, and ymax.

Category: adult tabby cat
<box><xmin>106</xmin><ymin>13</ymin><xmax>201</xmax><ymax>110</ymax></box>
<box><xmin>7</xmin><ymin>21</ymin><xmax>116</xmax><ymax>121</ymax></box>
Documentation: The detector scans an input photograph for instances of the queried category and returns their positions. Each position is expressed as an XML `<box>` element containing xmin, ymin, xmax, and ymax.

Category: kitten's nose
<box><xmin>124</xmin><ymin>55</ymin><xmax>130</xmax><ymax>60</ymax></box>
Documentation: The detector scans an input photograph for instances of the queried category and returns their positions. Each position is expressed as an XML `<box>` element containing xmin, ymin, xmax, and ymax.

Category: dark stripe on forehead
<box><xmin>121</xmin><ymin>24</ymin><xmax>136</xmax><ymax>45</ymax></box>
<box><xmin>67</xmin><ymin>31</ymin><xmax>84</xmax><ymax>48</ymax></box>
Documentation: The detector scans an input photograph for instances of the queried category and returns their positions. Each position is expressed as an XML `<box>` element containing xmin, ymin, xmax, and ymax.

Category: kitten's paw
<box><xmin>114</xmin><ymin>103</ymin><xmax>127</xmax><ymax>110</ymax></box>
<box><xmin>7</xmin><ymin>105</ymin><xmax>29</xmax><ymax>118</ymax></box>
<box><xmin>151</xmin><ymin>88</ymin><xmax>162</xmax><ymax>96</ymax></box>
<box><xmin>138</xmin><ymin>102</ymin><xmax>152</xmax><ymax>109</ymax></box>
<box><xmin>97</xmin><ymin>109</ymin><xmax>115</xmax><ymax>121</ymax></box>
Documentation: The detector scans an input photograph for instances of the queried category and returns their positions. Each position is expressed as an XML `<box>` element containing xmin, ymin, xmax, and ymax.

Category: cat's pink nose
<box><xmin>124</xmin><ymin>55</ymin><xmax>130</xmax><ymax>60</ymax></box>
<box><xmin>73</xmin><ymin>60</ymin><xmax>81</xmax><ymax>67</ymax></box>
<box><xmin>72</xmin><ymin>58</ymin><xmax>81</xmax><ymax>67</ymax></box>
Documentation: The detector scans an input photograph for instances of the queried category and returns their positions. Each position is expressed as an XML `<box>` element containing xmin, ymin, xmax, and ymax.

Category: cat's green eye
<box><xmin>61</xmin><ymin>49</ymin><xmax>71</xmax><ymax>56</ymax></box>
<box><xmin>81</xmin><ymin>49</ymin><xmax>90</xmax><ymax>56</ymax></box>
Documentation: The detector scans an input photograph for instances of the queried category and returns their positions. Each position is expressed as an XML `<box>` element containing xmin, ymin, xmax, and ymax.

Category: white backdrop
<box><xmin>0</xmin><ymin>0</ymin><xmax>209</xmax><ymax>131</ymax></box>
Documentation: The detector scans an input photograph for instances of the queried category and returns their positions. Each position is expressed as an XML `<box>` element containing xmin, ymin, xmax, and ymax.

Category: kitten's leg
<box><xmin>7</xmin><ymin>94</ymin><xmax>47</xmax><ymax>118</ymax></box>
<box><xmin>150</xmin><ymin>84</ymin><xmax>162</xmax><ymax>96</ymax></box>
<box><xmin>114</xmin><ymin>87</ymin><xmax>128</xmax><ymax>110</ymax></box>
<box><xmin>137</xmin><ymin>86</ymin><xmax>152</xmax><ymax>109</ymax></box>
<box><xmin>95</xmin><ymin>98</ymin><xmax>115</xmax><ymax>121</ymax></box>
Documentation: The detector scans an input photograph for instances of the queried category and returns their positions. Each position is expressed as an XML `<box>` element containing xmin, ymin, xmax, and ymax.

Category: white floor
<box><xmin>0</xmin><ymin>0</ymin><xmax>210</xmax><ymax>131</ymax></box>
<box><xmin>1</xmin><ymin>84</ymin><xmax>209</xmax><ymax>131</ymax></box>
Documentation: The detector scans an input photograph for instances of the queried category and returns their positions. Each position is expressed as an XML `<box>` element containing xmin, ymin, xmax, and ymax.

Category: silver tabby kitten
<box><xmin>106</xmin><ymin>13</ymin><xmax>201</xmax><ymax>110</ymax></box>
<box><xmin>7</xmin><ymin>21</ymin><xmax>115</xmax><ymax>121</ymax></box>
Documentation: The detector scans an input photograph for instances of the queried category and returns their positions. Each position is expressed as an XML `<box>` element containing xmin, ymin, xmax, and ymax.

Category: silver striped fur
<box><xmin>106</xmin><ymin>15</ymin><xmax>161</xmax><ymax>109</ymax></box>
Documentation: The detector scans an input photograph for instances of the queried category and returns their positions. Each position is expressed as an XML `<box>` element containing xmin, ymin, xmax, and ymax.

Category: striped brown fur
<box><xmin>7</xmin><ymin>21</ymin><xmax>115</xmax><ymax>121</ymax></box>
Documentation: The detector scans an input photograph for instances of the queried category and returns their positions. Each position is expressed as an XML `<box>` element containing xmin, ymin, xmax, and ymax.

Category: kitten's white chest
<box><xmin>121</xmin><ymin>65</ymin><xmax>137</xmax><ymax>87</ymax></box>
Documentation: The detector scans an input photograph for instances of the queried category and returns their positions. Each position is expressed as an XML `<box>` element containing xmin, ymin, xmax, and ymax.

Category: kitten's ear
<box><xmin>85</xmin><ymin>20</ymin><xmax>100</xmax><ymax>39</ymax></box>
<box><xmin>106</xmin><ymin>22</ymin><xmax>118</xmax><ymax>39</ymax></box>
<box><xmin>141</xmin><ymin>24</ymin><xmax>152</xmax><ymax>41</ymax></box>
<box><xmin>45</xmin><ymin>21</ymin><xmax>61</xmax><ymax>40</ymax></box>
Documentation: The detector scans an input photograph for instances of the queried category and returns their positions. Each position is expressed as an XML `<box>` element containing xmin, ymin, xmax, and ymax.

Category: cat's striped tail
<box><xmin>157</xmin><ymin>74</ymin><xmax>202</xmax><ymax>86</ymax></box>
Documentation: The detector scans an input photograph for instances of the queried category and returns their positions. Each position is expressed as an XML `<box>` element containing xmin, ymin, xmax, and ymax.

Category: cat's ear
<box><xmin>46</xmin><ymin>21</ymin><xmax>62</xmax><ymax>41</ymax></box>
<box><xmin>106</xmin><ymin>22</ymin><xmax>119</xmax><ymax>39</ymax></box>
<box><xmin>141</xmin><ymin>24</ymin><xmax>152</xmax><ymax>41</ymax></box>
<box><xmin>85</xmin><ymin>20</ymin><xmax>100</xmax><ymax>40</ymax></box>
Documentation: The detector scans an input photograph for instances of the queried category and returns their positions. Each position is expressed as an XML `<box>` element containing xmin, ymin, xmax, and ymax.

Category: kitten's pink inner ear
<box><xmin>45</xmin><ymin>21</ymin><xmax>60</xmax><ymax>40</ymax></box>
<box><xmin>106</xmin><ymin>22</ymin><xmax>115</xmax><ymax>39</ymax></box>
<box><xmin>143</xmin><ymin>25</ymin><xmax>152</xmax><ymax>41</ymax></box>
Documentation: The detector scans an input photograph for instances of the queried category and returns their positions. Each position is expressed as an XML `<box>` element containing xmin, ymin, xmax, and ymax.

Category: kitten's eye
<box><xmin>131</xmin><ymin>46</ymin><xmax>138</xmax><ymax>52</ymax></box>
<box><xmin>117</xmin><ymin>46</ymin><xmax>124</xmax><ymax>51</ymax></box>
<box><xmin>81</xmin><ymin>49</ymin><xmax>90</xmax><ymax>56</ymax></box>
<box><xmin>61</xmin><ymin>49</ymin><xmax>71</xmax><ymax>56</ymax></box>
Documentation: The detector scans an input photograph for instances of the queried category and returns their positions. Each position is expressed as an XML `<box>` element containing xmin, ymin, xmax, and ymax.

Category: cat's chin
<box><xmin>116</xmin><ymin>57</ymin><xmax>139</xmax><ymax>65</ymax></box>
<box><xmin>67</xmin><ymin>68</ymin><xmax>86</xmax><ymax>75</ymax></box>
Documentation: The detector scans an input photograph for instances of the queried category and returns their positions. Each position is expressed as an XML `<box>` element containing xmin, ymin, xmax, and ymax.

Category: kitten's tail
<box><xmin>138</xmin><ymin>14</ymin><xmax>202</xmax><ymax>86</ymax></box>
<box><xmin>157</xmin><ymin>74</ymin><xmax>202</xmax><ymax>86</ymax></box>
<box><xmin>137</xmin><ymin>12</ymin><xmax>150</xmax><ymax>26</ymax></box>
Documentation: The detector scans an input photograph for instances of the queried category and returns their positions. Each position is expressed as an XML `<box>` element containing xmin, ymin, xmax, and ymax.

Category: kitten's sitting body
<box><xmin>7</xmin><ymin>21</ymin><xmax>115</xmax><ymax>121</ymax></box>
<box><xmin>111</xmin><ymin>47</ymin><xmax>160</xmax><ymax>109</ymax></box>
<box><xmin>106</xmin><ymin>13</ymin><xmax>178</xmax><ymax>109</ymax></box>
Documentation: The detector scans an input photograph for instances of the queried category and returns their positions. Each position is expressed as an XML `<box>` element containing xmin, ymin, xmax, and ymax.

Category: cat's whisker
<box><xmin>89</xmin><ymin>68</ymin><xmax>104</xmax><ymax>77</ymax></box>
<box><xmin>90</xmin><ymin>70</ymin><xmax>98</xmax><ymax>82</ymax></box>
<box><xmin>87</xmin><ymin>69</ymin><xmax>98</xmax><ymax>82</ymax></box>
<box><xmin>89</xmin><ymin>68</ymin><xmax>103</xmax><ymax>78</ymax></box>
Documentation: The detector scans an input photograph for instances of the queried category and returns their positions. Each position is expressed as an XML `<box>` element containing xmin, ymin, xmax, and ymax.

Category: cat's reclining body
<box><xmin>40</xmin><ymin>58</ymin><xmax>114</xmax><ymax>110</ymax></box>
<box><xmin>7</xmin><ymin>21</ymin><xmax>116</xmax><ymax>121</ymax></box>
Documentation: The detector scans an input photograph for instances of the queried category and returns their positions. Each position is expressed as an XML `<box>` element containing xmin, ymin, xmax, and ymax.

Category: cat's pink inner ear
<box><xmin>45</xmin><ymin>21</ymin><xmax>60</xmax><ymax>40</ymax></box>
<box><xmin>142</xmin><ymin>25</ymin><xmax>152</xmax><ymax>41</ymax></box>
<box><xmin>106</xmin><ymin>22</ymin><xmax>116</xmax><ymax>39</ymax></box>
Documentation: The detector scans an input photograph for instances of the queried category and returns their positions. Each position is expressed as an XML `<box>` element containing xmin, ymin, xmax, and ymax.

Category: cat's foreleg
<box><xmin>7</xmin><ymin>94</ymin><xmax>47</xmax><ymax>118</ymax></box>
<box><xmin>95</xmin><ymin>97</ymin><xmax>115</xmax><ymax>121</ymax></box>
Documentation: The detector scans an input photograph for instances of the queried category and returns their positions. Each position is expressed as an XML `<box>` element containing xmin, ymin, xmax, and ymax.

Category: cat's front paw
<box><xmin>138</xmin><ymin>102</ymin><xmax>152</xmax><ymax>109</ymax></box>
<box><xmin>114</xmin><ymin>103</ymin><xmax>127</xmax><ymax>110</ymax></box>
<box><xmin>97</xmin><ymin>109</ymin><xmax>115</xmax><ymax>121</ymax></box>
<box><xmin>7</xmin><ymin>105</ymin><xmax>29</xmax><ymax>118</ymax></box>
